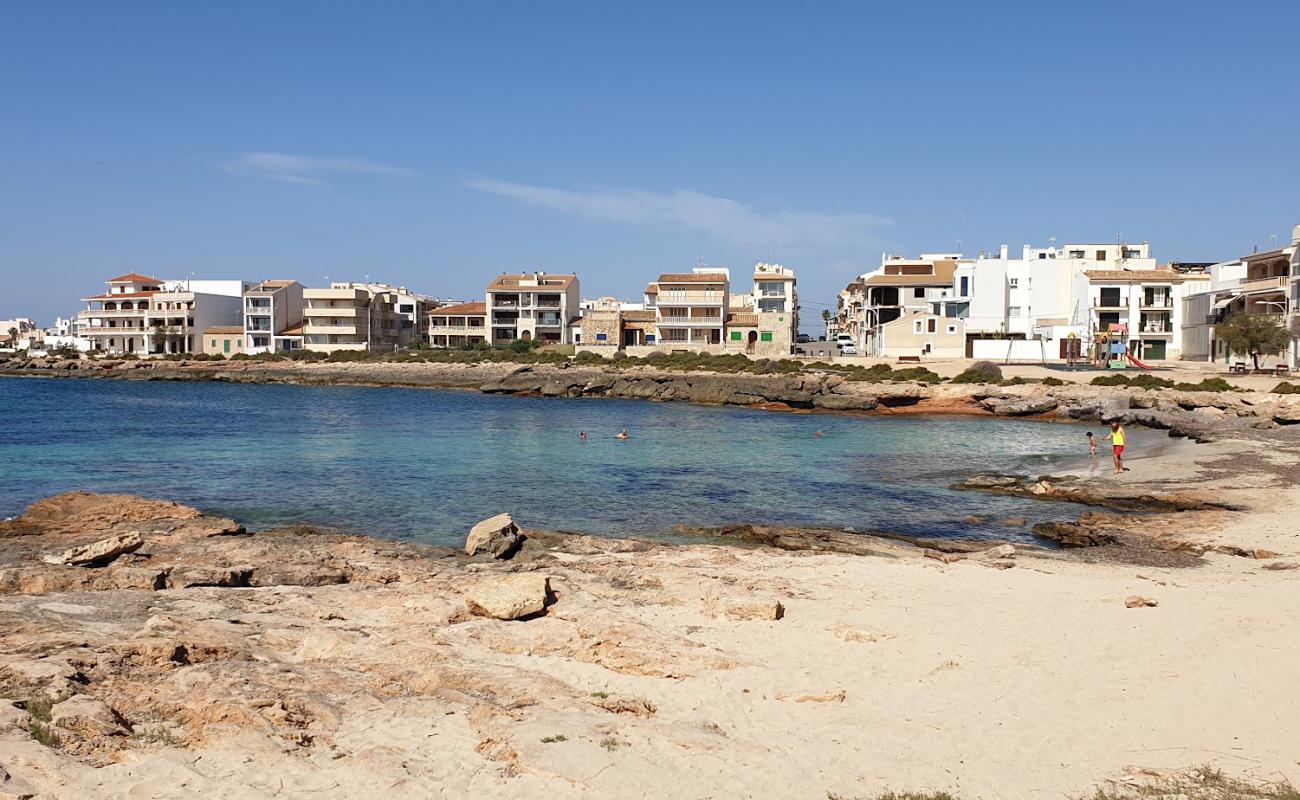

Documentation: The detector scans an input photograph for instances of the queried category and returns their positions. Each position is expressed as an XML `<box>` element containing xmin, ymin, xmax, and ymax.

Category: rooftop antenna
<box><xmin>1048</xmin><ymin>236</ymin><xmax>1056</xmax><ymax>248</ymax></box>
<box><xmin>1271</xmin><ymin>234</ymin><xmax>1278</xmax><ymax>248</ymax></box>
<box><xmin>956</xmin><ymin>240</ymin><xmax>962</xmax><ymax>255</ymax></box>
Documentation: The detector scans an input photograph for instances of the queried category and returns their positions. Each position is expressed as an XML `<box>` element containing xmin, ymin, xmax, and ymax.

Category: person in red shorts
<box><xmin>1104</xmin><ymin>421</ymin><xmax>1127</xmax><ymax>474</ymax></box>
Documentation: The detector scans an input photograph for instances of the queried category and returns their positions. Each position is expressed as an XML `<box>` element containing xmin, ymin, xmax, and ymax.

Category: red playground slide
<box><xmin>1126</xmin><ymin>353</ymin><xmax>1152</xmax><ymax>370</ymax></box>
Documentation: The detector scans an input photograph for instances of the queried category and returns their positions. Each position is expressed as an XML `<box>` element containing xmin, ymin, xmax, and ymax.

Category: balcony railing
<box><xmin>1241</xmin><ymin>276</ymin><xmax>1289</xmax><ymax>293</ymax></box>
<box><xmin>1140</xmin><ymin>299</ymin><xmax>1173</xmax><ymax>308</ymax></box>
<box><xmin>657</xmin><ymin>316</ymin><xmax>723</xmax><ymax>326</ymax></box>
<box><xmin>1092</xmin><ymin>299</ymin><xmax>1128</xmax><ymax>309</ymax></box>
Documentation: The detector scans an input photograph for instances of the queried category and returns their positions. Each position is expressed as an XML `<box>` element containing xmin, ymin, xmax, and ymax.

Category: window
<box><xmin>913</xmin><ymin>287</ymin><xmax>925</xmax><ymax>298</ymax></box>
<box><xmin>1008</xmin><ymin>306</ymin><xmax>1021</xmax><ymax>316</ymax></box>
<box><xmin>399</xmin><ymin>304</ymin><xmax>414</xmax><ymax>313</ymax></box>
<box><xmin>1095</xmin><ymin>250</ymin><xmax>1106</xmax><ymax>261</ymax></box>
<box><xmin>1069</xmin><ymin>249</ymin><xmax>1085</xmax><ymax>259</ymax></box>
<box><xmin>1009</xmin><ymin>278</ymin><xmax>1019</xmax><ymax>288</ymax></box>
<box><xmin>595</xmin><ymin>333</ymin><xmax>607</xmax><ymax>341</ymax></box>
<box><xmin>927</xmin><ymin>319</ymin><xmax>937</xmax><ymax>333</ymax></box>
<box><xmin>913</xmin><ymin>320</ymin><xmax>923</xmax><ymax>334</ymax></box>
<box><xmin>646</xmin><ymin>334</ymin><xmax>656</xmax><ymax>343</ymax></box>
<box><xmin>223</xmin><ymin>339</ymin><xmax>230</xmax><ymax>354</ymax></box>
<box><xmin>959</xmin><ymin>276</ymin><xmax>969</xmax><ymax>296</ymax></box>
<box><xmin>211</xmin><ymin>339</ymin><xmax>217</xmax><ymax>348</ymax></box>
<box><xmin>730</xmin><ymin>331</ymin><xmax>742</xmax><ymax>341</ymax></box>
<box><xmin>1038</xmin><ymin>253</ymin><xmax>1047</xmax><ymax>259</ymax></box>
<box><xmin>760</xmin><ymin>332</ymin><xmax>773</xmax><ymax>342</ymax></box>
<box><xmin>946</xmin><ymin>324</ymin><xmax>957</xmax><ymax>334</ymax></box>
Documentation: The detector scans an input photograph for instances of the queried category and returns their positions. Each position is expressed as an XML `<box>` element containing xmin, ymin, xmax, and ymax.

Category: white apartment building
<box><xmin>1079</xmin><ymin>267</ymin><xmax>1207</xmax><ymax>361</ymax></box>
<box><xmin>77</xmin><ymin>274</ymin><xmax>247</xmax><ymax>354</ymax></box>
<box><xmin>302</xmin><ymin>283</ymin><xmax>400</xmax><ymax>353</ymax></box>
<box><xmin>243</xmin><ymin>280</ymin><xmax>305</xmax><ymax>354</ymax></box>
<box><xmin>485</xmin><ymin>272</ymin><xmax>581</xmax><ymax>345</ymax></box>
<box><xmin>750</xmin><ymin>262</ymin><xmax>799</xmax><ymax>345</ymax></box>
<box><xmin>646</xmin><ymin>268</ymin><xmax>731</xmax><ymax>347</ymax></box>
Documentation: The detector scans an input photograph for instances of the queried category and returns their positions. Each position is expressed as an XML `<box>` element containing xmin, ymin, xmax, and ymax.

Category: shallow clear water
<box><xmin>0</xmin><ymin>377</ymin><xmax>1115</xmax><ymax>545</ymax></box>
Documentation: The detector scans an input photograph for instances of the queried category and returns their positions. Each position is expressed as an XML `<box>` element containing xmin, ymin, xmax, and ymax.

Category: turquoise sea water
<box><xmin>0</xmin><ymin>377</ymin><xmax>1114</xmax><ymax>545</ymax></box>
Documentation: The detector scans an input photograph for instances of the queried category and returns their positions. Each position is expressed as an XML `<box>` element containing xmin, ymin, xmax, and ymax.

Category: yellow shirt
<box><xmin>1111</xmin><ymin>428</ymin><xmax>1126</xmax><ymax>446</ymax></box>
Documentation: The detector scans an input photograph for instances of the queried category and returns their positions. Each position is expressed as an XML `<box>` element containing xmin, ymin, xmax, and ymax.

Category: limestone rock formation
<box><xmin>41</xmin><ymin>532</ymin><xmax>142</xmax><ymax>566</ymax></box>
<box><xmin>465</xmin><ymin>513</ymin><xmax>522</xmax><ymax>558</ymax></box>
<box><xmin>465</xmin><ymin>573</ymin><xmax>552</xmax><ymax>620</ymax></box>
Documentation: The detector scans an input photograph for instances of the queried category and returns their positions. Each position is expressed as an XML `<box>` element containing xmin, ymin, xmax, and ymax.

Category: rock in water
<box><xmin>41</xmin><ymin>531</ymin><xmax>142</xmax><ymax>566</ymax></box>
<box><xmin>465</xmin><ymin>513</ymin><xmax>522</xmax><ymax>558</ymax></box>
<box><xmin>465</xmin><ymin>573</ymin><xmax>551</xmax><ymax>620</ymax></box>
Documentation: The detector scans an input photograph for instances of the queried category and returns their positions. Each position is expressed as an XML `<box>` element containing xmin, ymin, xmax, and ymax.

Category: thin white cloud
<box><xmin>466</xmin><ymin>179</ymin><xmax>891</xmax><ymax>247</ymax></box>
<box><xmin>225</xmin><ymin>152</ymin><xmax>412</xmax><ymax>186</ymax></box>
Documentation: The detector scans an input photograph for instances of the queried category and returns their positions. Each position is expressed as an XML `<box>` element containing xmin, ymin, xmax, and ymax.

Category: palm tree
<box><xmin>6</xmin><ymin>327</ymin><xmax>17</xmax><ymax>349</ymax></box>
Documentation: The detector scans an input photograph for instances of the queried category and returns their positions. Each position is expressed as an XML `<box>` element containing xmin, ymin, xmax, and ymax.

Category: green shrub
<box><xmin>891</xmin><ymin>366</ymin><xmax>942</xmax><ymax>384</ymax></box>
<box><xmin>1272</xmin><ymin>381</ymin><xmax>1300</xmax><ymax>394</ymax></box>
<box><xmin>1173</xmin><ymin>377</ymin><xmax>1237</xmax><ymax>393</ymax></box>
<box><xmin>228</xmin><ymin>353</ymin><xmax>253</xmax><ymax>361</ymax></box>
<box><xmin>1040</xmin><ymin>376</ymin><xmax>1068</xmax><ymax>386</ymax></box>
<box><xmin>950</xmin><ymin>361</ymin><xmax>1003</xmax><ymax>384</ymax></box>
<box><xmin>1090</xmin><ymin>374</ymin><xmax>1131</xmax><ymax>386</ymax></box>
<box><xmin>573</xmin><ymin>351</ymin><xmax>607</xmax><ymax>366</ymax></box>
<box><xmin>1126</xmin><ymin>374</ymin><xmax>1174</xmax><ymax>390</ymax></box>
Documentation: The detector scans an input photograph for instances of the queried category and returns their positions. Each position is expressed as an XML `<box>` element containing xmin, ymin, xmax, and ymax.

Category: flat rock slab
<box><xmin>465</xmin><ymin>573</ymin><xmax>552</xmax><ymax>620</ymax></box>
<box><xmin>41</xmin><ymin>532</ymin><xmax>142</xmax><ymax>566</ymax></box>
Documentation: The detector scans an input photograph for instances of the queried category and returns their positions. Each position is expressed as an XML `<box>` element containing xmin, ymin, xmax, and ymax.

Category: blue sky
<box><xmin>3</xmin><ymin>1</ymin><xmax>1298</xmax><ymax>325</ymax></box>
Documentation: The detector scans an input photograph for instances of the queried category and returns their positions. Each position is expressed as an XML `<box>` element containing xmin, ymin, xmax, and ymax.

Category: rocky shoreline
<box><xmin>4</xmin><ymin>355</ymin><xmax>1299</xmax><ymax>441</ymax></box>
<box><xmin>2</xmin><ymin>419</ymin><xmax>1300</xmax><ymax>797</ymax></box>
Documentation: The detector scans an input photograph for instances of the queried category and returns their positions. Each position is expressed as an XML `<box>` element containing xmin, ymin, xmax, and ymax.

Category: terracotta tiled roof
<box><xmin>487</xmin><ymin>274</ymin><xmax>577</xmax><ymax>291</ymax></box>
<box><xmin>108</xmin><ymin>272</ymin><xmax>164</xmax><ymax>284</ymax></box>
<box><xmin>1084</xmin><ymin>270</ymin><xmax>1187</xmax><ymax>282</ymax></box>
<box><xmin>864</xmin><ymin>261</ymin><xmax>956</xmax><ymax>287</ymax></box>
<box><xmin>643</xmin><ymin>284</ymin><xmax>658</xmax><ymax>294</ymax></box>
<box><xmin>430</xmin><ymin>301</ymin><xmax>485</xmax><ymax>316</ymax></box>
<box><xmin>204</xmin><ymin>326</ymin><xmax>244</xmax><ymax>334</ymax></box>
<box><xmin>655</xmin><ymin>272</ymin><xmax>729</xmax><ymax>283</ymax></box>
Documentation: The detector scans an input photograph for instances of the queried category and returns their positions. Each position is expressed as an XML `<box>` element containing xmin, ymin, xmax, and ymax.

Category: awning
<box><xmin>1211</xmin><ymin>296</ymin><xmax>1236</xmax><ymax>310</ymax></box>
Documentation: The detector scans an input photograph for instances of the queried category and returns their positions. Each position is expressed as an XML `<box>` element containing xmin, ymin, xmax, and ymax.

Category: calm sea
<box><xmin>0</xmin><ymin>376</ymin><xmax>1112</xmax><ymax>545</ymax></box>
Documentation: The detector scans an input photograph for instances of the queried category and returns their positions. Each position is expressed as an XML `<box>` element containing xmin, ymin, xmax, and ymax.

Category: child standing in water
<box><xmin>1104</xmin><ymin>422</ymin><xmax>1127</xmax><ymax>474</ymax></box>
<box><xmin>1086</xmin><ymin>431</ymin><xmax>1097</xmax><ymax>457</ymax></box>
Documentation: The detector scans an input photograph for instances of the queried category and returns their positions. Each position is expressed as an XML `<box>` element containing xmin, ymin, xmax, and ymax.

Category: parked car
<box><xmin>839</xmin><ymin>344</ymin><xmax>858</xmax><ymax>356</ymax></box>
<box><xmin>796</xmin><ymin>333</ymin><xmax>812</xmax><ymax>343</ymax></box>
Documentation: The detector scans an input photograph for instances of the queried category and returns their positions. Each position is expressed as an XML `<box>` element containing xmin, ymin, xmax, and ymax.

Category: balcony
<box><xmin>657</xmin><ymin>316</ymin><xmax>723</xmax><ymax>327</ymax></box>
<box><xmin>303</xmin><ymin>306</ymin><xmax>363</xmax><ymax>318</ymax></box>
<box><xmin>535</xmin><ymin>317</ymin><xmax>564</xmax><ymax>327</ymax></box>
<box><xmin>1241</xmin><ymin>276</ymin><xmax>1289</xmax><ymax>294</ymax></box>
<box><xmin>1140</xmin><ymin>298</ymin><xmax>1173</xmax><ymax>309</ymax></box>
<box><xmin>1092</xmin><ymin>299</ymin><xmax>1128</xmax><ymax>310</ymax></box>
<box><xmin>430</xmin><ymin>324</ymin><xmax>486</xmax><ymax>334</ymax></box>
<box><xmin>656</xmin><ymin>292</ymin><xmax>724</xmax><ymax>306</ymax></box>
<box><xmin>303</xmin><ymin>323</ymin><xmax>359</xmax><ymax>336</ymax></box>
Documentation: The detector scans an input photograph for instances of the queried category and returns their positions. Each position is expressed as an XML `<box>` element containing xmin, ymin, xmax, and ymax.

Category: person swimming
<box><xmin>815</xmin><ymin>430</ymin><xmax>824</xmax><ymax>438</ymax></box>
<box><xmin>615</xmin><ymin>429</ymin><xmax>630</xmax><ymax>440</ymax></box>
<box><xmin>579</xmin><ymin>431</ymin><xmax>587</xmax><ymax>441</ymax></box>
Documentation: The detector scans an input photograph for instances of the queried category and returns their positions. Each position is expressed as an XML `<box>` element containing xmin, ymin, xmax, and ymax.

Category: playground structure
<box><xmin>1091</xmin><ymin>323</ymin><xmax>1151</xmax><ymax>370</ymax></box>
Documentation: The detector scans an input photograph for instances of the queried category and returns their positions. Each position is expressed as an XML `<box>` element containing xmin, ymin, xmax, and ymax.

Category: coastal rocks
<box><xmin>465</xmin><ymin>513</ymin><xmax>523</xmax><ymax>559</ymax></box>
<box><xmin>923</xmin><ymin>549</ymin><xmax>965</xmax><ymax>564</ymax></box>
<box><xmin>953</xmin><ymin>474</ymin><xmax>1228</xmax><ymax>513</ymax></box>
<box><xmin>719</xmin><ymin>599</ymin><xmax>785</xmax><ymax>621</ymax></box>
<box><xmin>1030</xmin><ymin>521</ymin><xmax>1118</xmax><ymax>548</ymax></box>
<box><xmin>41</xmin><ymin>531</ymin><xmax>142</xmax><ymax>566</ymax></box>
<box><xmin>812</xmin><ymin>391</ymin><xmax>878</xmax><ymax>411</ymax></box>
<box><xmin>1125</xmin><ymin>595</ymin><xmax>1158</xmax><ymax>608</ymax></box>
<box><xmin>961</xmin><ymin>475</ymin><xmax>1022</xmax><ymax>489</ymax></box>
<box><xmin>49</xmin><ymin>696</ymin><xmax>127</xmax><ymax>737</ymax></box>
<box><xmin>465</xmin><ymin>573</ymin><xmax>553</xmax><ymax>620</ymax></box>
<box><xmin>982</xmin><ymin>396</ymin><xmax>1059</xmax><ymax>416</ymax></box>
<box><xmin>978</xmin><ymin>544</ymin><xmax>1018</xmax><ymax>559</ymax></box>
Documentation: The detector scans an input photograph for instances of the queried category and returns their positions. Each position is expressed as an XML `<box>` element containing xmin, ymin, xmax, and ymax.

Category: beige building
<box><xmin>878</xmin><ymin>311</ymin><xmax>966</xmax><ymax>358</ymax></box>
<box><xmin>838</xmin><ymin>257</ymin><xmax>957</xmax><ymax>356</ymax></box>
<box><xmin>486</xmin><ymin>272</ymin><xmax>581</xmax><ymax>345</ymax></box>
<box><xmin>646</xmin><ymin>269</ymin><xmax>730</xmax><ymax>347</ymax></box>
<box><xmin>76</xmin><ymin>273</ymin><xmax>163</xmax><ymax>354</ymax></box>
<box><xmin>302</xmin><ymin>283</ymin><xmax>400</xmax><ymax>353</ymax></box>
<box><xmin>202</xmin><ymin>326</ymin><xmax>247</xmax><ymax>357</ymax></box>
<box><xmin>428</xmin><ymin>302</ymin><xmax>488</xmax><ymax>348</ymax></box>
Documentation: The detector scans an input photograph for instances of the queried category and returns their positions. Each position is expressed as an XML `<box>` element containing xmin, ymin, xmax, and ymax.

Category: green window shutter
<box><xmin>730</xmin><ymin>331</ymin><xmax>742</xmax><ymax>341</ymax></box>
<box><xmin>760</xmin><ymin>331</ymin><xmax>773</xmax><ymax>342</ymax></box>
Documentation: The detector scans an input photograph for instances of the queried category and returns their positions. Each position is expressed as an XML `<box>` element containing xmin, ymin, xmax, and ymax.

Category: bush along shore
<box><xmin>4</xmin><ymin>352</ymin><xmax>1300</xmax><ymax>439</ymax></box>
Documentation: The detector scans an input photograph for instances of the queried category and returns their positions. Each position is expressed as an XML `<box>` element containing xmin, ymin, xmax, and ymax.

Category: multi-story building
<box><xmin>1081</xmin><ymin>267</ymin><xmax>1207</xmax><ymax>361</ymax></box>
<box><xmin>750</xmin><ymin>262</ymin><xmax>799</xmax><ymax>344</ymax></box>
<box><xmin>78</xmin><ymin>274</ymin><xmax>247</xmax><ymax>355</ymax></box>
<box><xmin>485</xmin><ymin>272</ymin><xmax>581</xmax><ymax>345</ymax></box>
<box><xmin>646</xmin><ymin>268</ymin><xmax>730</xmax><ymax>347</ymax></box>
<box><xmin>302</xmin><ymin>282</ymin><xmax>400</xmax><ymax>353</ymax></box>
<box><xmin>243</xmin><ymin>280</ymin><xmax>305</xmax><ymax>354</ymax></box>
<box><xmin>1</xmin><ymin>318</ymin><xmax>39</xmax><ymax>349</ymax></box>
<box><xmin>837</xmin><ymin>255</ymin><xmax>959</xmax><ymax>356</ymax></box>
<box><xmin>1182</xmin><ymin>226</ymin><xmax>1298</xmax><ymax>366</ymax></box>
<box><xmin>428</xmin><ymin>302</ymin><xmax>488</xmax><ymax>348</ymax></box>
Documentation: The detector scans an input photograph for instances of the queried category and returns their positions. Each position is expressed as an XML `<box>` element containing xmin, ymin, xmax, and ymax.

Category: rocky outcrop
<box><xmin>6</xmin><ymin>356</ymin><xmax>1300</xmax><ymax>434</ymax></box>
<box><xmin>464</xmin><ymin>573</ymin><xmax>553</xmax><ymax>620</ymax></box>
<box><xmin>465</xmin><ymin>513</ymin><xmax>522</xmax><ymax>559</ymax></box>
<box><xmin>41</xmin><ymin>532</ymin><xmax>142</xmax><ymax>566</ymax></box>
<box><xmin>953</xmin><ymin>475</ymin><xmax>1231</xmax><ymax>513</ymax></box>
